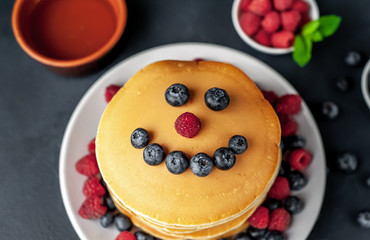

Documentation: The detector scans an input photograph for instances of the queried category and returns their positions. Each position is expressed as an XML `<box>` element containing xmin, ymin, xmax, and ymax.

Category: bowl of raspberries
<box><xmin>232</xmin><ymin>0</ymin><xmax>319</xmax><ymax>54</ymax></box>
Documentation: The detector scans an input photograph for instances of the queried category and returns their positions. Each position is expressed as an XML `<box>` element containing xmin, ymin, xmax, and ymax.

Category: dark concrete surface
<box><xmin>1</xmin><ymin>0</ymin><xmax>370</xmax><ymax>239</ymax></box>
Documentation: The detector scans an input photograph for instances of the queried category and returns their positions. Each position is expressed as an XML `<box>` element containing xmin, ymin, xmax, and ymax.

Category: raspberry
<box><xmin>268</xmin><ymin>176</ymin><xmax>290</xmax><ymax>200</ymax></box>
<box><xmin>273</xmin><ymin>0</ymin><xmax>294</xmax><ymax>11</ymax></box>
<box><xmin>253</xmin><ymin>29</ymin><xmax>271</xmax><ymax>47</ymax></box>
<box><xmin>281</xmin><ymin>11</ymin><xmax>301</xmax><ymax>32</ymax></box>
<box><xmin>248</xmin><ymin>0</ymin><xmax>272</xmax><ymax>16</ymax></box>
<box><xmin>299</xmin><ymin>12</ymin><xmax>311</xmax><ymax>27</ymax></box>
<box><xmin>239</xmin><ymin>12</ymin><xmax>261</xmax><ymax>36</ymax></box>
<box><xmin>75</xmin><ymin>153</ymin><xmax>100</xmax><ymax>176</ymax></box>
<box><xmin>262</xmin><ymin>90</ymin><xmax>278</xmax><ymax>106</ymax></box>
<box><xmin>275</xmin><ymin>94</ymin><xmax>302</xmax><ymax>115</ymax></box>
<box><xmin>175</xmin><ymin>112</ymin><xmax>201</xmax><ymax>138</ymax></box>
<box><xmin>271</xmin><ymin>31</ymin><xmax>294</xmax><ymax>48</ymax></box>
<box><xmin>88</xmin><ymin>138</ymin><xmax>96</xmax><ymax>154</ymax></box>
<box><xmin>83</xmin><ymin>176</ymin><xmax>106</xmax><ymax>197</ymax></box>
<box><xmin>289</xmin><ymin>148</ymin><xmax>312</xmax><ymax>171</ymax></box>
<box><xmin>116</xmin><ymin>231</ymin><xmax>136</xmax><ymax>240</ymax></box>
<box><xmin>279</xmin><ymin>114</ymin><xmax>298</xmax><ymax>137</ymax></box>
<box><xmin>105</xmin><ymin>84</ymin><xmax>121</xmax><ymax>102</ymax></box>
<box><xmin>261</xmin><ymin>11</ymin><xmax>280</xmax><ymax>33</ymax></box>
<box><xmin>268</xmin><ymin>208</ymin><xmax>291</xmax><ymax>231</ymax></box>
<box><xmin>248</xmin><ymin>206</ymin><xmax>270</xmax><ymax>229</ymax></box>
<box><xmin>78</xmin><ymin>196</ymin><xmax>107</xmax><ymax>219</ymax></box>
<box><xmin>240</xmin><ymin>0</ymin><xmax>252</xmax><ymax>11</ymax></box>
<box><xmin>292</xmin><ymin>0</ymin><xmax>310</xmax><ymax>13</ymax></box>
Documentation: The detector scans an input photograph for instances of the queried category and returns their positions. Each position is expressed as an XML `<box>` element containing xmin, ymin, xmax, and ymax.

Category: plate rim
<box><xmin>59</xmin><ymin>42</ymin><xmax>326</xmax><ymax>240</ymax></box>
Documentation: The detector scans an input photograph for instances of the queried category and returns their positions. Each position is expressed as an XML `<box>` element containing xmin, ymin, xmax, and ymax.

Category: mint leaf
<box><xmin>312</xmin><ymin>31</ymin><xmax>324</xmax><ymax>42</ymax></box>
<box><xmin>302</xmin><ymin>20</ymin><xmax>320</xmax><ymax>36</ymax></box>
<box><xmin>293</xmin><ymin>34</ymin><xmax>312</xmax><ymax>67</ymax></box>
<box><xmin>318</xmin><ymin>15</ymin><xmax>342</xmax><ymax>37</ymax></box>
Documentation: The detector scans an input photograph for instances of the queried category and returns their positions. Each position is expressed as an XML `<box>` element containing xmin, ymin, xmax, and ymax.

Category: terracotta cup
<box><xmin>12</xmin><ymin>0</ymin><xmax>127</xmax><ymax>76</ymax></box>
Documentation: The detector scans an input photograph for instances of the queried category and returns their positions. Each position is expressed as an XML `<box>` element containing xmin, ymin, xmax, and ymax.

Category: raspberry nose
<box><xmin>174</xmin><ymin>112</ymin><xmax>201</xmax><ymax>138</ymax></box>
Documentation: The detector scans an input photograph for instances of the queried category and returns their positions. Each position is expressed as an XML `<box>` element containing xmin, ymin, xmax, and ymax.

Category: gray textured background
<box><xmin>1</xmin><ymin>0</ymin><xmax>370</xmax><ymax>239</ymax></box>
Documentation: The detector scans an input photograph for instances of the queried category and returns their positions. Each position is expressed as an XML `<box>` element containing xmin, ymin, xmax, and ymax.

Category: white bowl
<box><xmin>361</xmin><ymin>59</ymin><xmax>370</xmax><ymax>109</ymax></box>
<box><xmin>231</xmin><ymin>0</ymin><xmax>320</xmax><ymax>55</ymax></box>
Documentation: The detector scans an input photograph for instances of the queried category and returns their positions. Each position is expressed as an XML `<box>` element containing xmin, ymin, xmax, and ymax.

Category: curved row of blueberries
<box><xmin>131</xmin><ymin>128</ymin><xmax>248</xmax><ymax>176</ymax></box>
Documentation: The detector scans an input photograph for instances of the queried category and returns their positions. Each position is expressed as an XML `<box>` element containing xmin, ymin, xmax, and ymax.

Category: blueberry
<box><xmin>213</xmin><ymin>147</ymin><xmax>236</xmax><ymax>170</ymax></box>
<box><xmin>135</xmin><ymin>231</ymin><xmax>154</xmax><ymax>240</ymax></box>
<box><xmin>190</xmin><ymin>153</ymin><xmax>213</xmax><ymax>177</ymax></box>
<box><xmin>322</xmin><ymin>101</ymin><xmax>339</xmax><ymax>120</ymax></box>
<box><xmin>357</xmin><ymin>210</ymin><xmax>370</xmax><ymax>228</ymax></box>
<box><xmin>234</xmin><ymin>232</ymin><xmax>253</xmax><ymax>240</ymax></box>
<box><xmin>344</xmin><ymin>51</ymin><xmax>363</xmax><ymax>67</ymax></box>
<box><xmin>288</xmin><ymin>171</ymin><xmax>307</xmax><ymax>191</ymax></box>
<box><xmin>100</xmin><ymin>212</ymin><xmax>115</xmax><ymax>228</ymax></box>
<box><xmin>131</xmin><ymin>128</ymin><xmax>150</xmax><ymax>149</ymax></box>
<box><xmin>104</xmin><ymin>195</ymin><xmax>116</xmax><ymax>211</ymax></box>
<box><xmin>365</xmin><ymin>176</ymin><xmax>370</xmax><ymax>188</ymax></box>
<box><xmin>264</xmin><ymin>231</ymin><xmax>285</xmax><ymax>240</ymax></box>
<box><xmin>263</xmin><ymin>198</ymin><xmax>282</xmax><ymax>212</ymax></box>
<box><xmin>284</xmin><ymin>196</ymin><xmax>304</xmax><ymax>214</ymax></box>
<box><xmin>247</xmin><ymin>226</ymin><xmax>267</xmax><ymax>238</ymax></box>
<box><xmin>278</xmin><ymin>161</ymin><xmax>291</xmax><ymax>177</ymax></box>
<box><xmin>282</xmin><ymin>135</ymin><xmax>306</xmax><ymax>150</ymax></box>
<box><xmin>165</xmin><ymin>151</ymin><xmax>189</xmax><ymax>174</ymax></box>
<box><xmin>165</xmin><ymin>83</ymin><xmax>190</xmax><ymax>107</ymax></box>
<box><xmin>228</xmin><ymin>135</ymin><xmax>248</xmax><ymax>154</ymax></box>
<box><xmin>335</xmin><ymin>76</ymin><xmax>352</xmax><ymax>92</ymax></box>
<box><xmin>204</xmin><ymin>87</ymin><xmax>230</xmax><ymax>111</ymax></box>
<box><xmin>336</xmin><ymin>152</ymin><xmax>358</xmax><ymax>173</ymax></box>
<box><xmin>143</xmin><ymin>143</ymin><xmax>165</xmax><ymax>166</ymax></box>
<box><xmin>114</xmin><ymin>213</ymin><xmax>132</xmax><ymax>231</ymax></box>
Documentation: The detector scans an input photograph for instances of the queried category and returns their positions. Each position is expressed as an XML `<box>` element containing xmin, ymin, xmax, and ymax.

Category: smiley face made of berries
<box><xmin>130</xmin><ymin>83</ymin><xmax>248</xmax><ymax>177</ymax></box>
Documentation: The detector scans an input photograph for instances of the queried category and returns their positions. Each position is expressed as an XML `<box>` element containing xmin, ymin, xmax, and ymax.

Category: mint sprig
<box><xmin>293</xmin><ymin>15</ymin><xmax>342</xmax><ymax>67</ymax></box>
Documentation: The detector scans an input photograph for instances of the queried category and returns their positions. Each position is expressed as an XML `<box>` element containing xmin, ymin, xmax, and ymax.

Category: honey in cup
<box><xmin>12</xmin><ymin>0</ymin><xmax>127</xmax><ymax>75</ymax></box>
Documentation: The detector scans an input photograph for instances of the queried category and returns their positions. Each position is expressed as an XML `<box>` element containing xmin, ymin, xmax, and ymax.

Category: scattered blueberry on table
<box><xmin>344</xmin><ymin>50</ymin><xmax>363</xmax><ymax>67</ymax></box>
<box><xmin>336</xmin><ymin>152</ymin><xmax>358</xmax><ymax>173</ymax></box>
<box><xmin>322</xmin><ymin>101</ymin><xmax>340</xmax><ymax>120</ymax></box>
<box><xmin>357</xmin><ymin>210</ymin><xmax>370</xmax><ymax>228</ymax></box>
<box><xmin>335</xmin><ymin>76</ymin><xmax>352</xmax><ymax>92</ymax></box>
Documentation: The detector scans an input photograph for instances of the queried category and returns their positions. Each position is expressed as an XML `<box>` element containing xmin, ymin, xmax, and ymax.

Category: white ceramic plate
<box><xmin>361</xmin><ymin>59</ymin><xmax>370</xmax><ymax>109</ymax></box>
<box><xmin>59</xmin><ymin>43</ymin><xmax>326</xmax><ymax>240</ymax></box>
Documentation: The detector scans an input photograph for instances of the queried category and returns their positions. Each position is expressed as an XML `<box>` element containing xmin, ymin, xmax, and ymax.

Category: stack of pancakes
<box><xmin>96</xmin><ymin>60</ymin><xmax>281</xmax><ymax>239</ymax></box>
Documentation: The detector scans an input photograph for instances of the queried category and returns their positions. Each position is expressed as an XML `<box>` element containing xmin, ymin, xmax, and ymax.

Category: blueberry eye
<box><xmin>165</xmin><ymin>83</ymin><xmax>190</xmax><ymax>107</ymax></box>
<box><xmin>204</xmin><ymin>87</ymin><xmax>230</xmax><ymax>111</ymax></box>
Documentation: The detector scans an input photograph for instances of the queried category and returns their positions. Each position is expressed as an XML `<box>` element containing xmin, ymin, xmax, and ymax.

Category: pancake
<box><xmin>96</xmin><ymin>60</ymin><xmax>281</xmax><ymax>239</ymax></box>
